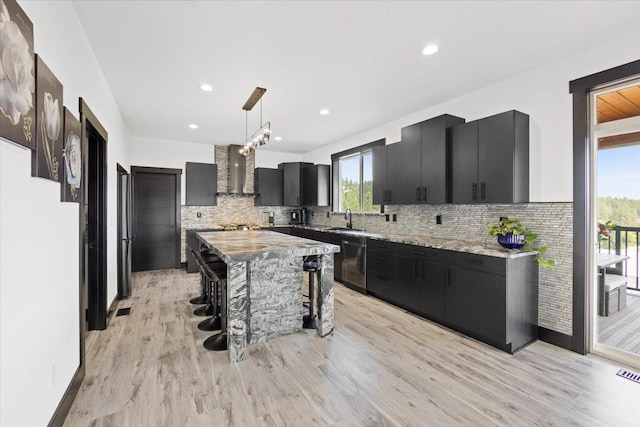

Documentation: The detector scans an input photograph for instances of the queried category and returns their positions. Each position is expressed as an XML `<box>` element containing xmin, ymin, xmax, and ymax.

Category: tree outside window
<box><xmin>338</xmin><ymin>150</ymin><xmax>378</xmax><ymax>212</ymax></box>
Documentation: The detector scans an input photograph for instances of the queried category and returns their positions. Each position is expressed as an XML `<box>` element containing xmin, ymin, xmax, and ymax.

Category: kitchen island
<box><xmin>197</xmin><ymin>230</ymin><xmax>340</xmax><ymax>362</ymax></box>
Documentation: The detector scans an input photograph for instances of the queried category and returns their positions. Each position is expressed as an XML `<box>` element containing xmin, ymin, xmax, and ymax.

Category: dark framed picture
<box><xmin>32</xmin><ymin>54</ymin><xmax>63</xmax><ymax>182</ymax></box>
<box><xmin>61</xmin><ymin>107</ymin><xmax>81</xmax><ymax>202</ymax></box>
<box><xmin>0</xmin><ymin>0</ymin><xmax>36</xmax><ymax>149</ymax></box>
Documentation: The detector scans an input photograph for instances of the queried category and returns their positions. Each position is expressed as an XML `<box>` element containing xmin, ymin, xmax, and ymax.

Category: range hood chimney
<box><xmin>215</xmin><ymin>145</ymin><xmax>254</xmax><ymax>195</ymax></box>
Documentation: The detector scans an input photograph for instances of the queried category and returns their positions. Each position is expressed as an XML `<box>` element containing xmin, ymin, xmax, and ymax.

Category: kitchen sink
<box><xmin>321</xmin><ymin>227</ymin><xmax>387</xmax><ymax>239</ymax></box>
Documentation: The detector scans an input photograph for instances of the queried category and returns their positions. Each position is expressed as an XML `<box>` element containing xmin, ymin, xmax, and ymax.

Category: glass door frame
<box><xmin>588</xmin><ymin>78</ymin><xmax>640</xmax><ymax>368</ymax></box>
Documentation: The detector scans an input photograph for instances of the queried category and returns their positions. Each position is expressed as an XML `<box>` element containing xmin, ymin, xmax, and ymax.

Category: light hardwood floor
<box><xmin>65</xmin><ymin>269</ymin><xmax>640</xmax><ymax>426</ymax></box>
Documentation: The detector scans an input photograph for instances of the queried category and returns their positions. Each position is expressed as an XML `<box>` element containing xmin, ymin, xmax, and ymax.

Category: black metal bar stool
<box><xmin>198</xmin><ymin>262</ymin><xmax>227</xmax><ymax>332</ymax></box>
<box><xmin>203</xmin><ymin>267</ymin><xmax>228</xmax><ymax>351</ymax></box>
<box><xmin>189</xmin><ymin>249</ymin><xmax>223</xmax><ymax>305</ymax></box>
<box><xmin>192</xmin><ymin>250</ymin><xmax>226</xmax><ymax>317</ymax></box>
<box><xmin>303</xmin><ymin>255</ymin><xmax>320</xmax><ymax>329</ymax></box>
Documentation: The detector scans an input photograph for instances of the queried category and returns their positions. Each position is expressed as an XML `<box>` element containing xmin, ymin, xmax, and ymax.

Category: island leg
<box><xmin>227</xmin><ymin>261</ymin><xmax>248</xmax><ymax>362</ymax></box>
<box><xmin>316</xmin><ymin>253</ymin><xmax>335</xmax><ymax>337</ymax></box>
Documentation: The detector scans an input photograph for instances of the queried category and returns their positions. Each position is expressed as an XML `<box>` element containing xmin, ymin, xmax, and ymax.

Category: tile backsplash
<box><xmin>312</xmin><ymin>202</ymin><xmax>574</xmax><ymax>336</ymax></box>
<box><xmin>183</xmin><ymin>198</ymin><xmax>573</xmax><ymax>336</ymax></box>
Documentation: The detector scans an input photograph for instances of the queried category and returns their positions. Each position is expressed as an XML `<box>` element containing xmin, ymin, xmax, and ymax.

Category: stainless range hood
<box><xmin>215</xmin><ymin>144</ymin><xmax>254</xmax><ymax>195</ymax></box>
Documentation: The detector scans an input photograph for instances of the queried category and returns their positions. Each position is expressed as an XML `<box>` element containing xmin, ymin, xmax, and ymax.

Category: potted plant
<box><xmin>597</xmin><ymin>220</ymin><xmax>617</xmax><ymax>243</ymax></box>
<box><xmin>488</xmin><ymin>217</ymin><xmax>556</xmax><ymax>268</ymax></box>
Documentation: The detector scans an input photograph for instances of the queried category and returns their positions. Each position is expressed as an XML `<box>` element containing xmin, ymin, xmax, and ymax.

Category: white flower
<box><xmin>0</xmin><ymin>0</ymin><xmax>35</xmax><ymax>125</ymax></box>
<box><xmin>65</xmin><ymin>133</ymin><xmax>81</xmax><ymax>187</ymax></box>
<box><xmin>43</xmin><ymin>92</ymin><xmax>60</xmax><ymax>141</ymax></box>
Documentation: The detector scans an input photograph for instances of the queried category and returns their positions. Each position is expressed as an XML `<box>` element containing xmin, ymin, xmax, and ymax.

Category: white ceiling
<box><xmin>72</xmin><ymin>1</ymin><xmax>640</xmax><ymax>154</ymax></box>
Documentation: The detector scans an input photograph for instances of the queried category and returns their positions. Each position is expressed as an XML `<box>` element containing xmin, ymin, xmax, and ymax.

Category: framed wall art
<box><xmin>32</xmin><ymin>54</ymin><xmax>63</xmax><ymax>182</ymax></box>
<box><xmin>0</xmin><ymin>0</ymin><xmax>36</xmax><ymax>149</ymax></box>
<box><xmin>61</xmin><ymin>107</ymin><xmax>81</xmax><ymax>202</ymax></box>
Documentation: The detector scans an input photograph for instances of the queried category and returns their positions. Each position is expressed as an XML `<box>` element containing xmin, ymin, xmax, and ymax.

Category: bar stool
<box><xmin>193</xmin><ymin>252</ymin><xmax>227</xmax><ymax>317</ymax></box>
<box><xmin>198</xmin><ymin>263</ymin><xmax>227</xmax><ymax>331</ymax></box>
<box><xmin>302</xmin><ymin>255</ymin><xmax>320</xmax><ymax>330</ymax></box>
<box><xmin>189</xmin><ymin>249</ymin><xmax>222</xmax><ymax>305</ymax></box>
<box><xmin>203</xmin><ymin>267</ymin><xmax>228</xmax><ymax>351</ymax></box>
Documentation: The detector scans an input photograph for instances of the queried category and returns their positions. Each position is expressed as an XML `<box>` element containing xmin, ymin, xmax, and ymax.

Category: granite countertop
<box><xmin>197</xmin><ymin>230</ymin><xmax>340</xmax><ymax>263</ymax></box>
<box><xmin>289</xmin><ymin>225</ymin><xmax>535</xmax><ymax>259</ymax></box>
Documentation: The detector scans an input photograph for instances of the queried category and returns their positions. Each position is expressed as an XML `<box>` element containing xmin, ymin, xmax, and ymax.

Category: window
<box><xmin>331</xmin><ymin>140</ymin><xmax>384</xmax><ymax>212</ymax></box>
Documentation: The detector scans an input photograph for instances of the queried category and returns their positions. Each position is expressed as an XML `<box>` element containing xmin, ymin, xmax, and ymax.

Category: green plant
<box><xmin>488</xmin><ymin>217</ymin><xmax>556</xmax><ymax>268</ymax></box>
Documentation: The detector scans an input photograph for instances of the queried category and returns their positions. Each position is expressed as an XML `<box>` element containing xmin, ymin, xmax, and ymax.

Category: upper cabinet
<box><xmin>185</xmin><ymin>162</ymin><xmax>217</xmax><ymax>206</ymax></box>
<box><xmin>254</xmin><ymin>167</ymin><xmax>283</xmax><ymax>206</ymax></box>
<box><xmin>372</xmin><ymin>145</ymin><xmax>390</xmax><ymax>205</ymax></box>
<box><xmin>279</xmin><ymin>162</ymin><xmax>312</xmax><ymax>206</ymax></box>
<box><xmin>277</xmin><ymin>162</ymin><xmax>329</xmax><ymax>206</ymax></box>
<box><xmin>451</xmin><ymin>110</ymin><xmax>529</xmax><ymax>204</ymax></box>
<box><xmin>302</xmin><ymin>164</ymin><xmax>330</xmax><ymax>206</ymax></box>
<box><xmin>378</xmin><ymin>114</ymin><xmax>464</xmax><ymax>205</ymax></box>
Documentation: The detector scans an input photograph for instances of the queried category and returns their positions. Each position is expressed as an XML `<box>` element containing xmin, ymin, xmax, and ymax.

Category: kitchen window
<box><xmin>332</xmin><ymin>139</ymin><xmax>384</xmax><ymax>212</ymax></box>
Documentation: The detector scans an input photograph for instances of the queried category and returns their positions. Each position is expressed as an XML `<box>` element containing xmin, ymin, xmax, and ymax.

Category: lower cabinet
<box><xmin>288</xmin><ymin>227</ymin><xmax>343</xmax><ymax>282</ymax></box>
<box><xmin>366</xmin><ymin>239</ymin><xmax>397</xmax><ymax>302</ymax></box>
<box><xmin>365</xmin><ymin>242</ymin><xmax>538</xmax><ymax>354</ymax></box>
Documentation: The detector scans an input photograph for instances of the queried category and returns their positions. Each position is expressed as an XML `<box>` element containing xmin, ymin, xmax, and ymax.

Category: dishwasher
<box><xmin>342</xmin><ymin>236</ymin><xmax>366</xmax><ymax>292</ymax></box>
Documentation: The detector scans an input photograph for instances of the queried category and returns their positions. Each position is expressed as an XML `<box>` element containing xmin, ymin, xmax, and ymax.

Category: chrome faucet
<box><xmin>345</xmin><ymin>209</ymin><xmax>353</xmax><ymax>229</ymax></box>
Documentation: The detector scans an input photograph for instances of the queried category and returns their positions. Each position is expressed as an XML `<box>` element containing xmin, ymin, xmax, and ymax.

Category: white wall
<box><xmin>130</xmin><ymin>136</ymin><xmax>301</xmax><ymax>204</ymax></box>
<box><xmin>0</xmin><ymin>1</ymin><xmax>131</xmax><ymax>426</ymax></box>
<box><xmin>304</xmin><ymin>29</ymin><xmax>640</xmax><ymax>203</ymax></box>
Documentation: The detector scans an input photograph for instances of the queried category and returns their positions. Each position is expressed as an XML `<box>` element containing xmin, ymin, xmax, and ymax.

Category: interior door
<box><xmin>132</xmin><ymin>170</ymin><xmax>178</xmax><ymax>271</ymax></box>
<box><xmin>117</xmin><ymin>165</ymin><xmax>132</xmax><ymax>298</ymax></box>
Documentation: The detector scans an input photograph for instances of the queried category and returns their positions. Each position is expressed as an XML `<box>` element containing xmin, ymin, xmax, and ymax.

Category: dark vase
<box><xmin>497</xmin><ymin>232</ymin><xmax>525</xmax><ymax>249</ymax></box>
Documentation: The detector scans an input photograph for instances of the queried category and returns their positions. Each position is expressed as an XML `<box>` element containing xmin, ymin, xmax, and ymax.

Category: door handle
<box><xmin>472</xmin><ymin>183</ymin><xmax>477</xmax><ymax>200</ymax></box>
<box><xmin>422</xmin><ymin>186</ymin><xmax>427</xmax><ymax>202</ymax></box>
<box><xmin>480</xmin><ymin>182</ymin><xmax>486</xmax><ymax>200</ymax></box>
<box><xmin>416</xmin><ymin>187</ymin><xmax>421</xmax><ymax>202</ymax></box>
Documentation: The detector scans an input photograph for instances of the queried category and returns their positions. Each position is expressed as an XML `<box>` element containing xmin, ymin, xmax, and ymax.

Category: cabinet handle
<box><xmin>374</xmin><ymin>255</ymin><xmax>385</xmax><ymax>260</ymax></box>
<box><xmin>422</xmin><ymin>186</ymin><xmax>427</xmax><ymax>202</ymax></box>
<box><xmin>463</xmin><ymin>258</ymin><xmax>483</xmax><ymax>264</ymax></box>
<box><xmin>472</xmin><ymin>183</ymin><xmax>477</xmax><ymax>200</ymax></box>
<box><xmin>411</xmin><ymin>250</ymin><xmax>425</xmax><ymax>256</ymax></box>
<box><xmin>416</xmin><ymin>187</ymin><xmax>421</xmax><ymax>202</ymax></box>
<box><xmin>480</xmin><ymin>182</ymin><xmax>486</xmax><ymax>200</ymax></box>
<box><xmin>376</xmin><ymin>275</ymin><xmax>387</xmax><ymax>281</ymax></box>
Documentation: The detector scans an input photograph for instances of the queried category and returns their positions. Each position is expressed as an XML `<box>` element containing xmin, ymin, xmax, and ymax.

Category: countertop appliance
<box><xmin>342</xmin><ymin>236</ymin><xmax>366</xmax><ymax>292</ymax></box>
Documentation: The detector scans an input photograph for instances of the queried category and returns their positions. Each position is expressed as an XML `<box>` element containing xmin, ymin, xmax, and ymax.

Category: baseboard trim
<box><xmin>538</xmin><ymin>326</ymin><xmax>572</xmax><ymax>350</ymax></box>
<box><xmin>47</xmin><ymin>364</ymin><xmax>84</xmax><ymax>427</ymax></box>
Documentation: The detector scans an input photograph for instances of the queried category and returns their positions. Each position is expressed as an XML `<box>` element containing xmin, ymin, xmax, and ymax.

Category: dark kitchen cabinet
<box><xmin>387</xmin><ymin>141</ymin><xmax>418</xmax><ymax>205</ymax></box>
<box><xmin>444</xmin><ymin>250</ymin><xmax>538</xmax><ymax>353</ymax></box>
<box><xmin>420</xmin><ymin>114</ymin><xmax>465</xmax><ymax>204</ymax></box>
<box><xmin>185</xmin><ymin>162</ymin><xmax>217</xmax><ymax>206</ymax></box>
<box><xmin>302</xmin><ymin>164</ymin><xmax>330</xmax><ymax>206</ymax></box>
<box><xmin>289</xmin><ymin>228</ymin><xmax>343</xmax><ymax>281</ymax></box>
<box><xmin>451</xmin><ymin>110</ymin><xmax>529</xmax><ymax>204</ymax></box>
<box><xmin>366</xmin><ymin>239</ymin><xmax>397</xmax><ymax>301</ymax></box>
<box><xmin>390</xmin><ymin>114</ymin><xmax>464</xmax><ymax>205</ymax></box>
<box><xmin>396</xmin><ymin>244</ymin><xmax>445</xmax><ymax>318</ymax></box>
<box><xmin>279</xmin><ymin>162</ymin><xmax>313</xmax><ymax>206</ymax></box>
<box><xmin>372</xmin><ymin>145</ymin><xmax>390</xmax><ymax>205</ymax></box>
<box><xmin>254</xmin><ymin>167</ymin><xmax>283</xmax><ymax>206</ymax></box>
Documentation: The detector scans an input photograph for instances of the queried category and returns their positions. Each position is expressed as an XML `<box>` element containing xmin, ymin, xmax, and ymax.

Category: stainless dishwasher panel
<box><xmin>342</xmin><ymin>237</ymin><xmax>366</xmax><ymax>290</ymax></box>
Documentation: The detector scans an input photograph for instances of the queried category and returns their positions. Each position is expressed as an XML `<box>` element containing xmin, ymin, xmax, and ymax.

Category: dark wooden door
<box><xmin>478</xmin><ymin>111</ymin><xmax>514</xmax><ymax>203</ymax></box>
<box><xmin>445</xmin><ymin>266</ymin><xmax>506</xmax><ymax>344</ymax></box>
<box><xmin>132</xmin><ymin>171</ymin><xmax>179</xmax><ymax>271</ymax></box>
<box><xmin>451</xmin><ymin>121</ymin><xmax>479</xmax><ymax>204</ymax></box>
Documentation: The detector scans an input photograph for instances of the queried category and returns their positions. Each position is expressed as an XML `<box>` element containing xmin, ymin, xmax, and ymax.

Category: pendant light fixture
<box><xmin>239</xmin><ymin>87</ymin><xmax>271</xmax><ymax>156</ymax></box>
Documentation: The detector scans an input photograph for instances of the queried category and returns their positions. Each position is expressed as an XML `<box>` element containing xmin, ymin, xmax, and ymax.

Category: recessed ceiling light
<box><xmin>189</xmin><ymin>124</ymin><xmax>198</xmax><ymax>129</ymax></box>
<box><xmin>422</xmin><ymin>44</ymin><xmax>439</xmax><ymax>55</ymax></box>
<box><xmin>200</xmin><ymin>83</ymin><xmax>213</xmax><ymax>92</ymax></box>
<box><xmin>274</xmin><ymin>136</ymin><xmax>282</xmax><ymax>141</ymax></box>
<box><xmin>319</xmin><ymin>108</ymin><xmax>330</xmax><ymax>116</ymax></box>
